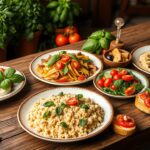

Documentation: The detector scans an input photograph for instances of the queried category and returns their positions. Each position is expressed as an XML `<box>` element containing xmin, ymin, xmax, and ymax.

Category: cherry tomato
<box><xmin>55</xmin><ymin>61</ymin><xmax>65</xmax><ymax>70</ymax></box>
<box><xmin>0</xmin><ymin>68</ymin><xmax>5</xmax><ymax>72</ymax></box>
<box><xmin>78</xmin><ymin>75</ymin><xmax>86</xmax><ymax>81</ymax></box>
<box><xmin>104</xmin><ymin>78</ymin><xmax>112</xmax><ymax>87</ymax></box>
<box><xmin>66</xmin><ymin>97</ymin><xmax>78</xmax><ymax>106</ymax></box>
<box><xmin>64</xmin><ymin>26</ymin><xmax>78</xmax><ymax>35</ymax></box>
<box><xmin>69</xmin><ymin>33</ymin><xmax>81</xmax><ymax>44</ymax></box>
<box><xmin>102</xmin><ymin>76</ymin><xmax>106</xmax><ymax>81</ymax></box>
<box><xmin>124</xmin><ymin>86</ymin><xmax>136</xmax><ymax>96</ymax></box>
<box><xmin>71</xmin><ymin>60</ymin><xmax>80</xmax><ymax>69</ymax></box>
<box><xmin>97</xmin><ymin>79</ymin><xmax>104</xmax><ymax>87</ymax></box>
<box><xmin>122</xmin><ymin>75</ymin><xmax>133</xmax><ymax>81</ymax></box>
<box><xmin>117</xmin><ymin>114</ymin><xmax>135</xmax><ymax>128</ymax></box>
<box><xmin>118</xmin><ymin>69</ymin><xmax>128</xmax><ymax>76</ymax></box>
<box><xmin>110</xmin><ymin>69</ymin><xmax>118</xmax><ymax>76</ymax></box>
<box><xmin>61</xmin><ymin>55</ymin><xmax>70</xmax><ymax>63</ymax></box>
<box><xmin>56</xmin><ymin>76</ymin><xmax>70</xmax><ymax>82</ymax></box>
<box><xmin>113</xmin><ymin>74</ymin><xmax>122</xmax><ymax>80</ymax></box>
<box><xmin>55</xmin><ymin>34</ymin><xmax>68</xmax><ymax>46</ymax></box>
<box><xmin>144</xmin><ymin>98</ymin><xmax>150</xmax><ymax>108</ymax></box>
<box><xmin>111</xmin><ymin>84</ymin><xmax>117</xmax><ymax>90</ymax></box>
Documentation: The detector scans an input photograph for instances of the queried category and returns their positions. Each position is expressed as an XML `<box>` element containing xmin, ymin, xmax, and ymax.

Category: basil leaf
<box><xmin>58</xmin><ymin>92</ymin><xmax>64</xmax><ymax>96</ymax></box>
<box><xmin>4</xmin><ymin>68</ymin><xmax>16</xmax><ymax>78</ymax></box>
<box><xmin>0</xmin><ymin>71</ymin><xmax>4</xmax><ymax>82</ymax></box>
<box><xmin>75</xmin><ymin>94</ymin><xmax>83</xmax><ymax>100</ymax></box>
<box><xmin>9</xmin><ymin>74</ymin><xmax>24</xmax><ymax>83</ymax></box>
<box><xmin>99</xmin><ymin>38</ymin><xmax>110</xmax><ymax>50</ymax></box>
<box><xmin>80</xmin><ymin>104</ymin><xmax>89</xmax><ymax>110</ymax></box>
<box><xmin>43</xmin><ymin>111</ymin><xmax>51</xmax><ymax>119</ymax></box>
<box><xmin>55</xmin><ymin>107</ymin><xmax>63</xmax><ymax>116</ymax></box>
<box><xmin>43</xmin><ymin>101</ymin><xmax>55</xmax><ymax>107</ymax></box>
<box><xmin>60</xmin><ymin>122</ymin><xmax>68</xmax><ymax>128</ymax></box>
<box><xmin>114</xmin><ymin>79</ymin><xmax>123</xmax><ymax>88</ymax></box>
<box><xmin>60</xmin><ymin>102</ymin><xmax>68</xmax><ymax>109</ymax></box>
<box><xmin>59</xmin><ymin>51</ymin><xmax>66</xmax><ymax>55</ymax></box>
<box><xmin>79</xmin><ymin>119</ymin><xmax>87</xmax><ymax>127</ymax></box>
<box><xmin>98</xmin><ymin>72</ymin><xmax>104</xmax><ymax>79</ymax></box>
<box><xmin>62</xmin><ymin>65</ymin><xmax>68</xmax><ymax>75</ymax></box>
<box><xmin>47</xmin><ymin>54</ymin><xmax>60</xmax><ymax>67</ymax></box>
<box><xmin>83</xmin><ymin>59</ymin><xmax>90</xmax><ymax>63</ymax></box>
<box><xmin>0</xmin><ymin>79</ymin><xmax>12</xmax><ymax>90</ymax></box>
<box><xmin>133</xmin><ymin>83</ymin><xmax>144</xmax><ymax>92</ymax></box>
<box><xmin>105</xmin><ymin>31</ymin><xmax>115</xmax><ymax>40</ymax></box>
<box><xmin>89</xmin><ymin>30</ymin><xmax>105</xmax><ymax>39</ymax></box>
<box><xmin>68</xmin><ymin>53</ymin><xmax>78</xmax><ymax>61</ymax></box>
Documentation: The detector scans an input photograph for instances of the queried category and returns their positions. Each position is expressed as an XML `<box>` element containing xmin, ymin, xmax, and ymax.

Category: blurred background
<box><xmin>0</xmin><ymin>0</ymin><xmax>150</xmax><ymax>61</ymax></box>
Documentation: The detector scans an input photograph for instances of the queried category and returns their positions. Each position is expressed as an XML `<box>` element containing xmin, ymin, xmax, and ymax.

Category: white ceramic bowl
<box><xmin>0</xmin><ymin>66</ymin><xmax>26</xmax><ymax>101</ymax></box>
<box><xmin>29</xmin><ymin>50</ymin><xmax>103</xmax><ymax>86</ymax></box>
<box><xmin>132</xmin><ymin>45</ymin><xmax>150</xmax><ymax>74</ymax></box>
<box><xmin>94</xmin><ymin>68</ymin><xmax>149</xmax><ymax>99</ymax></box>
<box><xmin>17</xmin><ymin>87</ymin><xmax>113</xmax><ymax>142</ymax></box>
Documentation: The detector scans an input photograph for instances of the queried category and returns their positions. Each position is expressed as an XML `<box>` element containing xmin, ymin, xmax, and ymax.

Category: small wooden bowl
<box><xmin>103</xmin><ymin>49</ymin><xmax>132</xmax><ymax>67</ymax></box>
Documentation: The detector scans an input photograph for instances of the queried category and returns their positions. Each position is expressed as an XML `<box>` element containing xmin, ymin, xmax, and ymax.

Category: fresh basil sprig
<box><xmin>43</xmin><ymin>101</ymin><xmax>55</xmax><ymax>107</ymax></box>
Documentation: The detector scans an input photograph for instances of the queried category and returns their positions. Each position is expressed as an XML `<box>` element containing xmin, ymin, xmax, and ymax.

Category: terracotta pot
<box><xmin>0</xmin><ymin>48</ymin><xmax>7</xmax><ymax>62</ymax></box>
<box><xmin>17</xmin><ymin>31</ymin><xmax>41</xmax><ymax>57</ymax></box>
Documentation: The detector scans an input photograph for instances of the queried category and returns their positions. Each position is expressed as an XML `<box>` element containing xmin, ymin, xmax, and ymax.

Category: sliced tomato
<box><xmin>71</xmin><ymin>60</ymin><xmax>80</xmax><ymax>69</ymax></box>
<box><xmin>113</xmin><ymin>74</ymin><xmax>122</xmax><ymax>80</ymax></box>
<box><xmin>97</xmin><ymin>79</ymin><xmax>104</xmax><ymax>87</ymax></box>
<box><xmin>144</xmin><ymin>98</ymin><xmax>150</xmax><ymax>108</ymax></box>
<box><xmin>118</xmin><ymin>70</ymin><xmax>128</xmax><ymax>76</ymax></box>
<box><xmin>78</xmin><ymin>75</ymin><xmax>86</xmax><ymax>81</ymax></box>
<box><xmin>111</xmin><ymin>84</ymin><xmax>117</xmax><ymax>90</ymax></box>
<box><xmin>117</xmin><ymin>114</ymin><xmax>135</xmax><ymax>128</ymax></box>
<box><xmin>56</xmin><ymin>76</ymin><xmax>69</xmax><ymax>82</ymax></box>
<box><xmin>124</xmin><ymin>86</ymin><xmax>136</xmax><ymax>96</ymax></box>
<box><xmin>122</xmin><ymin>75</ymin><xmax>133</xmax><ymax>81</ymax></box>
<box><xmin>104</xmin><ymin>78</ymin><xmax>112</xmax><ymax>87</ymax></box>
<box><xmin>110</xmin><ymin>70</ymin><xmax>118</xmax><ymax>76</ymax></box>
<box><xmin>55</xmin><ymin>61</ymin><xmax>65</xmax><ymax>70</ymax></box>
<box><xmin>66</xmin><ymin>97</ymin><xmax>78</xmax><ymax>106</ymax></box>
<box><xmin>61</xmin><ymin>55</ymin><xmax>70</xmax><ymax>63</ymax></box>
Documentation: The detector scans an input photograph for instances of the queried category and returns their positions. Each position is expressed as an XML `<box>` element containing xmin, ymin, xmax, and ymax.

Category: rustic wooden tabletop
<box><xmin>0</xmin><ymin>22</ymin><xmax>150</xmax><ymax>150</ymax></box>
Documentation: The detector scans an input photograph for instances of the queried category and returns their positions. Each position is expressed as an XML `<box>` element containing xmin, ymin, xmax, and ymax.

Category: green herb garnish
<box><xmin>60</xmin><ymin>122</ymin><xmax>68</xmax><ymax>128</ymax></box>
<box><xmin>58</xmin><ymin>92</ymin><xmax>64</xmax><ymax>96</ymax></box>
<box><xmin>79</xmin><ymin>119</ymin><xmax>87</xmax><ymax>127</ymax></box>
<box><xmin>114</xmin><ymin>79</ymin><xmax>123</xmax><ymax>88</ymax></box>
<box><xmin>68</xmin><ymin>53</ymin><xmax>78</xmax><ymax>61</ymax></box>
<box><xmin>60</xmin><ymin>102</ymin><xmax>68</xmax><ymax>109</ymax></box>
<box><xmin>43</xmin><ymin>101</ymin><xmax>55</xmax><ymax>107</ymax></box>
<box><xmin>43</xmin><ymin>111</ymin><xmax>51</xmax><ymax>119</ymax></box>
<box><xmin>75</xmin><ymin>94</ymin><xmax>83</xmax><ymax>100</ymax></box>
<box><xmin>80</xmin><ymin>104</ymin><xmax>89</xmax><ymax>110</ymax></box>
<box><xmin>62</xmin><ymin>65</ymin><xmax>68</xmax><ymax>75</ymax></box>
<box><xmin>55</xmin><ymin>107</ymin><xmax>63</xmax><ymax>116</ymax></box>
<box><xmin>47</xmin><ymin>54</ymin><xmax>60</xmax><ymax>67</ymax></box>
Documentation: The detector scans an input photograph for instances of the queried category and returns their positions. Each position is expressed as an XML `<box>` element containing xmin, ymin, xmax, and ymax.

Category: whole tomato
<box><xmin>110</xmin><ymin>69</ymin><xmax>118</xmax><ymax>76</ymax></box>
<box><xmin>122</xmin><ymin>75</ymin><xmax>133</xmax><ymax>81</ymax></box>
<box><xmin>104</xmin><ymin>78</ymin><xmax>112</xmax><ymax>87</ymax></box>
<box><xmin>97</xmin><ymin>79</ymin><xmax>105</xmax><ymax>87</ymax></box>
<box><xmin>69</xmin><ymin>33</ymin><xmax>81</xmax><ymax>44</ymax></box>
<box><xmin>64</xmin><ymin>26</ymin><xmax>78</xmax><ymax>35</ymax></box>
<box><xmin>113</xmin><ymin>74</ymin><xmax>122</xmax><ymax>80</ymax></box>
<box><xmin>55</xmin><ymin>34</ymin><xmax>68</xmax><ymax>46</ymax></box>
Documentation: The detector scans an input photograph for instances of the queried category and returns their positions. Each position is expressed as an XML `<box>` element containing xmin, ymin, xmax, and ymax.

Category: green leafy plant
<box><xmin>47</xmin><ymin>0</ymin><xmax>81</xmax><ymax>28</ymax></box>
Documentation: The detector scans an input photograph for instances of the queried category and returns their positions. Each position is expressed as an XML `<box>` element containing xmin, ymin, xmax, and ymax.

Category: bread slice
<box><xmin>112</xmin><ymin>48</ymin><xmax>121</xmax><ymax>62</ymax></box>
<box><xmin>135</xmin><ymin>96</ymin><xmax>150</xmax><ymax>114</ymax></box>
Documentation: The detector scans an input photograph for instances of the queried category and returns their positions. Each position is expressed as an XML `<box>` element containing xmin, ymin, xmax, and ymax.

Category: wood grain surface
<box><xmin>0</xmin><ymin>21</ymin><xmax>150</xmax><ymax>150</ymax></box>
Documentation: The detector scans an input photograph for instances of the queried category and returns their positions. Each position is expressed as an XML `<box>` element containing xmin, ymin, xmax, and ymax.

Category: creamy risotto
<box><xmin>27</xmin><ymin>92</ymin><xmax>104</xmax><ymax>139</ymax></box>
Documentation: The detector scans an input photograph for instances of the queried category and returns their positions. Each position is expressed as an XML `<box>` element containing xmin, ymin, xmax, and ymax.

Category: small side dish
<box><xmin>135</xmin><ymin>89</ymin><xmax>150</xmax><ymax>114</ymax></box>
<box><xmin>27</xmin><ymin>92</ymin><xmax>104</xmax><ymax>139</ymax></box>
<box><xmin>36</xmin><ymin>51</ymin><xmax>97</xmax><ymax>82</ymax></box>
<box><xmin>0</xmin><ymin>67</ymin><xmax>25</xmax><ymax>96</ymax></box>
<box><xmin>113</xmin><ymin>114</ymin><xmax>136</xmax><ymax>136</ymax></box>
<box><xmin>96</xmin><ymin>68</ymin><xmax>144</xmax><ymax>96</ymax></box>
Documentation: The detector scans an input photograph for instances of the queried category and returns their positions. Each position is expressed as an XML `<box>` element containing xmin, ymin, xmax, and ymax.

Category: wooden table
<box><xmin>0</xmin><ymin>22</ymin><xmax>150</xmax><ymax>150</ymax></box>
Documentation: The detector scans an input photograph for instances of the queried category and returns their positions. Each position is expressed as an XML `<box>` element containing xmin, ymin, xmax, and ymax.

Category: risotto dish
<box><xmin>27</xmin><ymin>92</ymin><xmax>104</xmax><ymax>139</ymax></box>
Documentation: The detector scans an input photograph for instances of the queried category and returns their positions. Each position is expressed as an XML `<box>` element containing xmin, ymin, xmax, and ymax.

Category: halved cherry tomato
<box><xmin>144</xmin><ymin>98</ymin><xmax>150</xmax><ymax>108</ymax></box>
<box><xmin>122</xmin><ymin>75</ymin><xmax>133</xmax><ymax>81</ymax></box>
<box><xmin>0</xmin><ymin>68</ymin><xmax>5</xmax><ymax>72</ymax></box>
<box><xmin>118</xmin><ymin>69</ymin><xmax>128</xmax><ymax>76</ymax></box>
<box><xmin>110</xmin><ymin>70</ymin><xmax>118</xmax><ymax>76</ymax></box>
<box><xmin>97</xmin><ymin>79</ymin><xmax>104</xmax><ymax>87</ymax></box>
<box><xmin>117</xmin><ymin>114</ymin><xmax>135</xmax><ymax>128</ymax></box>
<box><xmin>71</xmin><ymin>60</ymin><xmax>80</xmax><ymax>69</ymax></box>
<box><xmin>61</xmin><ymin>55</ymin><xmax>70</xmax><ymax>63</ymax></box>
<box><xmin>64</xmin><ymin>26</ymin><xmax>78</xmax><ymax>35</ymax></box>
<box><xmin>124</xmin><ymin>86</ymin><xmax>136</xmax><ymax>96</ymax></box>
<box><xmin>55</xmin><ymin>34</ymin><xmax>68</xmax><ymax>46</ymax></box>
<box><xmin>113</xmin><ymin>74</ymin><xmax>122</xmax><ymax>80</ymax></box>
<box><xmin>69</xmin><ymin>33</ymin><xmax>81</xmax><ymax>44</ymax></box>
<box><xmin>56</xmin><ymin>76</ymin><xmax>69</xmax><ymax>82</ymax></box>
<box><xmin>111</xmin><ymin>84</ymin><xmax>117</xmax><ymax>90</ymax></box>
<box><xmin>55</xmin><ymin>61</ymin><xmax>65</xmax><ymax>70</ymax></box>
<box><xmin>78</xmin><ymin>75</ymin><xmax>86</xmax><ymax>81</ymax></box>
<box><xmin>66</xmin><ymin>97</ymin><xmax>78</xmax><ymax>106</ymax></box>
<box><xmin>104</xmin><ymin>78</ymin><xmax>112</xmax><ymax>87</ymax></box>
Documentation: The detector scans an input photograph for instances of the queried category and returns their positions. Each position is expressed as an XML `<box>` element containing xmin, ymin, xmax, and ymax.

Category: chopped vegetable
<box><xmin>79</xmin><ymin>119</ymin><xmax>87</xmax><ymax>127</ymax></box>
<box><xmin>43</xmin><ymin>101</ymin><xmax>55</xmax><ymax>107</ymax></box>
<box><xmin>43</xmin><ymin>111</ymin><xmax>51</xmax><ymax>119</ymax></box>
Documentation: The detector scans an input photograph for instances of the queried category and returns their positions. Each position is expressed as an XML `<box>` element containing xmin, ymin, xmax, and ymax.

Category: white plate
<box><xmin>0</xmin><ymin>66</ymin><xmax>26</xmax><ymax>101</ymax></box>
<box><xmin>17</xmin><ymin>87</ymin><xmax>113</xmax><ymax>142</ymax></box>
<box><xmin>94</xmin><ymin>68</ymin><xmax>149</xmax><ymax>99</ymax></box>
<box><xmin>29</xmin><ymin>50</ymin><xmax>103</xmax><ymax>85</ymax></box>
<box><xmin>132</xmin><ymin>45</ymin><xmax>150</xmax><ymax>74</ymax></box>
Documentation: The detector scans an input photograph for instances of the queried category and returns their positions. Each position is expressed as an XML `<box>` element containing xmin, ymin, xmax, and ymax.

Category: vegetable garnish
<box><xmin>60</xmin><ymin>122</ymin><xmax>68</xmax><ymax>128</ymax></box>
<box><xmin>79</xmin><ymin>119</ymin><xmax>87</xmax><ymax>127</ymax></box>
<box><xmin>43</xmin><ymin>111</ymin><xmax>51</xmax><ymax>119</ymax></box>
<box><xmin>43</xmin><ymin>101</ymin><xmax>55</xmax><ymax>107</ymax></box>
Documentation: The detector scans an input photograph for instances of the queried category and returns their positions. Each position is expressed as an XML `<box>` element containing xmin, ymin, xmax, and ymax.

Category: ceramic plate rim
<box><xmin>132</xmin><ymin>45</ymin><xmax>150</xmax><ymax>75</ymax></box>
<box><xmin>93</xmin><ymin>68</ymin><xmax>149</xmax><ymax>99</ymax></box>
<box><xmin>17</xmin><ymin>87</ymin><xmax>114</xmax><ymax>142</ymax></box>
<box><xmin>0</xmin><ymin>66</ymin><xmax>26</xmax><ymax>101</ymax></box>
<box><xmin>29</xmin><ymin>50</ymin><xmax>103</xmax><ymax>86</ymax></box>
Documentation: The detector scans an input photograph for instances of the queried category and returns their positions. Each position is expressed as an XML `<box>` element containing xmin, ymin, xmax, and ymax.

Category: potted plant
<box><xmin>0</xmin><ymin>4</ymin><xmax>16</xmax><ymax>61</ymax></box>
<box><xmin>15</xmin><ymin>0</ymin><xmax>44</xmax><ymax>57</ymax></box>
<box><xmin>47</xmin><ymin>0</ymin><xmax>81</xmax><ymax>34</ymax></box>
